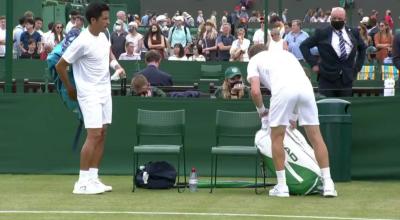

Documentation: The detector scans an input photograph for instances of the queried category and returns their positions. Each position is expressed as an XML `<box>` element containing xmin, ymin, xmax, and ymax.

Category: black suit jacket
<box><xmin>139</xmin><ymin>65</ymin><xmax>173</xmax><ymax>86</ymax></box>
<box><xmin>300</xmin><ymin>25</ymin><xmax>367</xmax><ymax>84</ymax></box>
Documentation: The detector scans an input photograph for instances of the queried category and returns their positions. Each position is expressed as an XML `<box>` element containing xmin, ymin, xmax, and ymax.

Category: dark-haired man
<box><xmin>138</xmin><ymin>50</ymin><xmax>173</xmax><ymax>86</ymax></box>
<box><xmin>56</xmin><ymin>2</ymin><xmax>126</xmax><ymax>195</ymax></box>
<box><xmin>247</xmin><ymin>44</ymin><xmax>337</xmax><ymax>198</ymax></box>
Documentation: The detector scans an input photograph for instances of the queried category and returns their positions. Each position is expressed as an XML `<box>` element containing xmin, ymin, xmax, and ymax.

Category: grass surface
<box><xmin>0</xmin><ymin>175</ymin><xmax>399</xmax><ymax>220</ymax></box>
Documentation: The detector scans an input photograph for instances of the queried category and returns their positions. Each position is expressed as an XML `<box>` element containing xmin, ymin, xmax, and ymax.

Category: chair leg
<box><xmin>132</xmin><ymin>153</ymin><xmax>138</xmax><ymax>192</ymax></box>
<box><xmin>214</xmin><ymin>155</ymin><xmax>218</xmax><ymax>191</ymax></box>
<box><xmin>177</xmin><ymin>153</ymin><xmax>184</xmax><ymax>193</ymax></box>
<box><xmin>183</xmin><ymin>148</ymin><xmax>187</xmax><ymax>189</ymax></box>
<box><xmin>209</xmin><ymin>154</ymin><xmax>214</xmax><ymax>193</ymax></box>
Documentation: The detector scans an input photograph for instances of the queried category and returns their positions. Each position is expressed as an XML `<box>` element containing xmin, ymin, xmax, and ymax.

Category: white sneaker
<box><xmin>322</xmin><ymin>179</ymin><xmax>338</xmax><ymax>197</ymax></box>
<box><xmin>72</xmin><ymin>179</ymin><xmax>105</xmax><ymax>195</ymax></box>
<box><xmin>93</xmin><ymin>178</ymin><xmax>112</xmax><ymax>192</ymax></box>
<box><xmin>269</xmin><ymin>184</ymin><xmax>290</xmax><ymax>197</ymax></box>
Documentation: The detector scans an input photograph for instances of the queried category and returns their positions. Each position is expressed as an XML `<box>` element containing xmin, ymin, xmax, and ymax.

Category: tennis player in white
<box><xmin>247</xmin><ymin>44</ymin><xmax>337</xmax><ymax>197</ymax></box>
<box><xmin>56</xmin><ymin>3</ymin><xmax>125</xmax><ymax>195</ymax></box>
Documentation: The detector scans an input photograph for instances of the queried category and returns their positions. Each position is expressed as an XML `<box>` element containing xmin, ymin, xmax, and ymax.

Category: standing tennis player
<box><xmin>247</xmin><ymin>44</ymin><xmax>337</xmax><ymax>198</ymax></box>
<box><xmin>56</xmin><ymin>2</ymin><xmax>125</xmax><ymax>195</ymax></box>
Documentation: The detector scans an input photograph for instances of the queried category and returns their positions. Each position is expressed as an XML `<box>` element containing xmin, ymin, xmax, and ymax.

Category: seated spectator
<box><xmin>138</xmin><ymin>50</ymin><xmax>173</xmax><ymax>86</ymax></box>
<box><xmin>230</xmin><ymin>28</ymin><xmax>250</xmax><ymax>61</ymax></box>
<box><xmin>268</xmin><ymin>28</ymin><xmax>288</xmax><ymax>52</ymax></box>
<box><xmin>111</xmin><ymin>19</ymin><xmax>128</xmax><ymax>59</ymax></box>
<box><xmin>188</xmin><ymin>44</ymin><xmax>206</xmax><ymax>61</ymax></box>
<box><xmin>119</xmin><ymin>41</ymin><xmax>141</xmax><ymax>60</ymax></box>
<box><xmin>214</xmin><ymin>66</ymin><xmax>249</xmax><ymax>99</ymax></box>
<box><xmin>217</xmin><ymin>23</ymin><xmax>235</xmax><ymax>61</ymax></box>
<box><xmin>131</xmin><ymin>74</ymin><xmax>166</xmax><ymax>97</ymax></box>
<box><xmin>20</xmin><ymin>39</ymin><xmax>40</xmax><ymax>59</ymax></box>
<box><xmin>19</xmin><ymin>18</ymin><xmax>42</xmax><ymax>54</ymax></box>
<box><xmin>0</xmin><ymin>16</ymin><xmax>5</xmax><ymax>58</ymax></box>
<box><xmin>168</xmin><ymin>43</ymin><xmax>188</xmax><ymax>61</ymax></box>
<box><xmin>146</xmin><ymin>24</ymin><xmax>167</xmax><ymax>59</ymax></box>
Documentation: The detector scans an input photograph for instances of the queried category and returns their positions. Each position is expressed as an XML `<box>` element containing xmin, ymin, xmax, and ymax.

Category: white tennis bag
<box><xmin>255</xmin><ymin>127</ymin><xmax>323</xmax><ymax>195</ymax></box>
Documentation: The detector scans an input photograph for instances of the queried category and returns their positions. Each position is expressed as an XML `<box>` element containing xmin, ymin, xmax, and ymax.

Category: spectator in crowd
<box><xmin>147</xmin><ymin>24</ymin><xmax>167</xmax><ymax>59</ymax></box>
<box><xmin>131</xmin><ymin>74</ymin><xmax>166</xmax><ymax>97</ymax></box>
<box><xmin>248</xmin><ymin>10</ymin><xmax>260</xmax><ymax>23</ymax></box>
<box><xmin>196</xmin><ymin>10</ymin><xmax>205</xmax><ymax>27</ymax></box>
<box><xmin>168</xmin><ymin>16</ymin><xmax>192</xmax><ymax>49</ymax></box>
<box><xmin>126</xmin><ymin>21</ymin><xmax>143</xmax><ymax>55</ymax></box>
<box><xmin>13</xmin><ymin>16</ymin><xmax>26</xmax><ymax>57</ymax></box>
<box><xmin>133</xmin><ymin>14</ymin><xmax>141</xmax><ymax>26</ymax></box>
<box><xmin>300</xmin><ymin>7</ymin><xmax>366</xmax><ymax>97</ymax></box>
<box><xmin>228</xmin><ymin>6</ymin><xmax>240</xmax><ymax>35</ymax></box>
<box><xmin>282</xmin><ymin>8</ymin><xmax>288</xmax><ymax>23</ymax></box>
<box><xmin>214</xmin><ymin>66</ymin><xmax>249</xmax><ymax>99</ymax></box>
<box><xmin>19</xmin><ymin>18</ymin><xmax>42</xmax><ymax>55</ymax></box>
<box><xmin>268</xmin><ymin>28</ymin><xmax>288</xmax><ymax>52</ymax></box>
<box><xmin>317</xmin><ymin>10</ymin><xmax>326</xmax><ymax>23</ymax></box>
<box><xmin>253</xmin><ymin>17</ymin><xmax>271</xmax><ymax>46</ymax></box>
<box><xmin>24</xmin><ymin>11</ymin><xmax>34</xmax><ymax>20</ymax></box>
<box><xmin>210</xmin><ymin>11</ymin><xmax>217</xmax><ymax>28</ymax></box>
<box><xmin>324</xmin><ymin>10</ymin><xmax>332</xmax><ymax>22</ymax></box>
<box><xmin>0</xmin><ymin>16</ymin><xmax>5</xmax><ymax>58</ymax></box>
<box><xmin>370</xmin><ymin>9</ymin><xmax>379</xmax><ymax>21</ymax></box>
<box><xmin>169</xmin><ymin>43</ymin><xmax>187</xmax><ymax>61</ymax></box>
<box><xmin>141</xmin><ymin>11</ymin><xmax>150</xmax><ymax>27</ymax></box>
<box><xmin>119</xmin><ymin>41</ymin><xmax>141</xmax><ymax>60</ymax></box>
<box><xmin>230</xmin><ymin>28</ymin><xmax>250</xmax><ymax>61</ymax></box>
<box><xmin>359</xmin><ymin>17</ymin><xmax>372</xmax><ymax>46</ymax></box>
<box><xmin>310</xmin><ymin>11</ymin><xmax>318</xmax><ymax>23</ymax></box>
<box><xmin>34</xmin><ymin>17</ymin><xmax>44</xmax><ymax>36</ymax></box>
<box><xmin>156</xmin><ymin>14</ymin><xmax>170</xmax><ymax>38</ymax></box>
<box><xmin>220</xmin><ymin>15</ymin><xmax>229</xmax><ymax>32</ymax></box>
<box><xmin>384</xmin><ymin>10</ymin><xmax>394</xmax><ymax>31</ymax></box>
<box><xmin>239</xmin><ymin>6</ymin><xmax>249</xmax><ymax>23</ymax></box>
<box><xmin>303</xmin><ymin>9</ymin><xmax>314</xmax><ymax>24</ymax></box>
<box><xmin>65</xmin><ymin>10</ymin><xmax>79</xmax><ymax>34</ymax></box>
<box><xmin>217</xmin><ymin>23</ymin><xmax>235</xmax><ymax>61</ymax></box>
<box><xmin>270</xmin><ymin>15</ymin><xmax>286</xmax><ymax>38</ymax></box>
<box><xmin>282</xmin><ymin>22</ymin><xmax>291</xmax><ymax>39</ymax></box>
<box><xmin>188</xmin><ymin>44</ymin><xmax>206</xmax><ymax>61</ymax></box>
<box><xmin>111</xmin><ymin>19</ymin><xmax>128</xmax><ymax>59</ymax></box>
<box><xmin>374</xmin><ymin>21</ymin><xmax>393</xmax><ymax>64</ymax></box>
<box><xmin>368</xmin><ymin>17</ymin><xmax>379</xmax><ymax>47</ymax></box>
<box><xmin>139</xmin><ymin>50</ymin><xmax>173</xmax><ymax>86</ymax></box>
<box><xmin>285</xmin><ymin>20</ymin><xmax>309</xmax><ymax>62</ymax></box>
<box><xmin>393</xmin><ymin>32</ymin><xmax>400</xmax><ymax>70</ymax></box>
<box><xmin>49</xmin><ymin>22</ymin><xmax>64</xmax><ymax>47</ymax></box>
<box><xmin>201</xmin><ymin>20</ymin><xmax>218</xmax><ymax>61</ymax></box>
<box><xmin>41</xmin><ymin>22</ymin><xmax>54</xmax><ymax>47</ymax></box>
<box><xmin>113</xmin><ymin>11</ymin><xmax>128</xmax><ymax>32</ymax></box>
<box><xmin>20</xmin><ymin>39</ymin><xmax>40</xmax><ymax>59</ymax></box>
<box><xmin>183</xmin><ymin>12</ymin><xmax>195</xmax><ymax>27</ymax></box>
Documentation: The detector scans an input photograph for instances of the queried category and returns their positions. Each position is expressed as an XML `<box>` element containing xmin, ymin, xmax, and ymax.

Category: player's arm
<box><xmin>249</xmin><ymin>76</ymin><xmax>267</xmax><ymax>115</ymax></box>
<box><xmin>56</xmin><ymin>58</ymin><xmax>76</xmax><ymax>100</ymax></box>
<box><xmin>110</xmin><ymin>49</ymin><xmax>126</xmax><ymax>78</ymax></box>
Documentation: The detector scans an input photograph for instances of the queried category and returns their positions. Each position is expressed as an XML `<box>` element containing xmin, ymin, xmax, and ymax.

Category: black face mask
<box><xmin>331</xmin><ymin>20</ymin><xmax>345</xmax><ymax>30</ymax></box>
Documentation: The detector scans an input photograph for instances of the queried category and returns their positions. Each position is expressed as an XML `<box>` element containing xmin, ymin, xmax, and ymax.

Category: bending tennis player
<box><xmin>56</xmin><ymin>2</ymin><xmax>125</xmax><ymax>195</ymax></box>
<box><xmin>247</xmin><ymin>44</ymin><xmax>337</xmax><ymax>198</ymax></box>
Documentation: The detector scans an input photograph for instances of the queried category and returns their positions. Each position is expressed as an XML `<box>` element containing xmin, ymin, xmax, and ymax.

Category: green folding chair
<box><xmin>133</xmin><ymin>109</ymin><xmax>187</xmax><ymax>192</ymax></box>
<box><xmin>210</xmin><ymin>110</ymin><xmax>267</xmax><ymax>194</ymax></box>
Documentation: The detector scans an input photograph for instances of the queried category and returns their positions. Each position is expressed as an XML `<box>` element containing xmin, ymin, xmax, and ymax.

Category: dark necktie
<box><xmin>337</xmin><ymin>30</ymin><xmax>347</xmax><ymax>62</ymax></box>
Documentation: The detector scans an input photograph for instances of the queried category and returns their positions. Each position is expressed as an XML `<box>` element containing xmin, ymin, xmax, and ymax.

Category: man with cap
<box><xmin>214</xmin><ymin>66</ymin><xmax>249</xmax><ymax>99</ymax></box>
<box><xmin>168</xmin><ymin>15</ymin><xmax>192</xmax><ymax>50</ymax></box>
<box><xmin>126</xmin><ymin>21</ymin><xmax>143</xmax><ymax>55</ymax></box>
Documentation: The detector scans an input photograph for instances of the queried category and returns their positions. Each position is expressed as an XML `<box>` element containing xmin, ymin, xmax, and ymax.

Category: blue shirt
<box><xmin>168</xmin><ymin>25</ymin><xmax>192</xmax><ymax>47</ymax></box>
<box><xmin>284</xmin><ymin>30</ymin><xmax>309</xmax><ymax>60</ymax></box>
<box><xmin>216</xmin><ymin>34</ymin><xmax>235</xmax><ymax>61</ymax></box>
<box><xmin>20</xmin><ymin>31</ymin><xmax>41</xmax><ymax>50</ymax></box>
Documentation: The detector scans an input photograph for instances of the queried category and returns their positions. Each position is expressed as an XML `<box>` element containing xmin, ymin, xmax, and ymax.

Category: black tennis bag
<box><xmin>135</xmin><ymin>161</ymin><xmax>177</xmax><ymax>189</ymax></box>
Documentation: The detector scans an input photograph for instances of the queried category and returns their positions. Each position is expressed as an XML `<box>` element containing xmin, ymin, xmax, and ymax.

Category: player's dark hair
<box><xmin>248</xmin><ymin>44</ymin><xmax>268</xmax><ymax>59</ymax></box>
<box><xmin>85</xmin><ymin>2</ymin><xmax>109</xmax><ymax>24</ymax></box>
<box><xmin>145</xmin><ymin>50</ymin><xmax>162</xmax><ymax>63</ymax></box>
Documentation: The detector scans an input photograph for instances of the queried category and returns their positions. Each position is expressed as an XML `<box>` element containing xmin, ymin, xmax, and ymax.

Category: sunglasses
<box><xmin>56</xmin><ymin>26</ymin><xmax>63</xmax><ymax>29</ymax></box>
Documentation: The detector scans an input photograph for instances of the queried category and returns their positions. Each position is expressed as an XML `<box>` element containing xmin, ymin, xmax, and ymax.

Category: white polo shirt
<box><xmin>247</xmin><ymin>50</ymin><xmax>312</xmax><ymax>96</ymax></box>
<box><xmin>62</xmin><ymin>29</ymin><xmax>111</xmax><ymax>98</ymax></box>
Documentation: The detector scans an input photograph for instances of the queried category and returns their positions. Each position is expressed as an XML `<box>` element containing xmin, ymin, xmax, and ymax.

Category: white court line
<box><xmin>0</xmin><ymin>210</ymin><xmax>398</xmax><ymax>220</ymax></box>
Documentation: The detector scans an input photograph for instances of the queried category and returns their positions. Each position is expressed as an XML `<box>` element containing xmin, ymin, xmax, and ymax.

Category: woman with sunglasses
<box><xmin>374</xmin><ymin>21</ymin><xmax>393</xmax><ymax>64</ymax></box>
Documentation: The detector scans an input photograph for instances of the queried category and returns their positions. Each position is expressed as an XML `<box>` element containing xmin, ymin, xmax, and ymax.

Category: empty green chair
<box><xmin>210</xmin><ymin>110</ymin><xmax>266</xmax><ymax>194</ymax></box>
<box><xmin>133</xmin><ymin>109</ymin><xmax>186</xmax><ymax>192</ymax></box>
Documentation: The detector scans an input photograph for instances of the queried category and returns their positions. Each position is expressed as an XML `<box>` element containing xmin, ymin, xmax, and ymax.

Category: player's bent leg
<box><xmin>303</xmin><ymin>125</ymin><xmax>337</xmax><ymax>197</ymax></box>
<box><xmin>269</xmin><ymin>126</ymin><xmax>289</xmax><ymax>197</ymax></box>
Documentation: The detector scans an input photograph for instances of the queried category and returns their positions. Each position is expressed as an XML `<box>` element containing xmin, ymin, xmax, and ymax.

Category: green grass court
<box><xmin>0</xmin><ymin>175</ymin><xmax>399</xmax><ymax>220</ymax></box>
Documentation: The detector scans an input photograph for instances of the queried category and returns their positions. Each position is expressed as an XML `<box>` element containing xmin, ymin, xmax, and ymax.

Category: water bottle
<box><xmin>384</xmin><ymin>78</ymin><xmax>395</xmax><ymax>97</ymax></box>
<box><xmin>189</xmin><ymin>167</ymin><xmax>198</xmax><ymax>192</ymax></box>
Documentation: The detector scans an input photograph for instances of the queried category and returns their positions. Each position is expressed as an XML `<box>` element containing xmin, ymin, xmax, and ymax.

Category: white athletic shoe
<box><xmin>93</xmin><ymin>178</ymin><xmax>112</xmax><ymax>192</ymax></box>
<box><xmin>72</xmin><ymin>179</ymin><xmax>105</xmax><ymax>195</ymax></box>
<box><xmin>269</xmin><ymin>184</ymin><xmax>290</xmax><ymax>197</ymax></box>
<box><xmin>322</xmin><ymin>179</ymin><xmax>338</xmax><ymax>197</ymax></box>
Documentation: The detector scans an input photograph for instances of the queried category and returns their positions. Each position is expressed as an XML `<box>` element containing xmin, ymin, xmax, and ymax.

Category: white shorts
<box><xmin>78</xmin><ymin>94</ymin><xmax>112</xmax><ymax>129</ymax></box>
<box><xmin>269</xmin><ymin>89</ymin><xmax>319</xmax><ymax>127</ymax></box>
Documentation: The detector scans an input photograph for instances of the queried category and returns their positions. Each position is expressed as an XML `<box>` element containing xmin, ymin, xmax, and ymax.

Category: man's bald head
<box><xmin>331</xmin><ymin>7</ymin><xmax>346</xmax><ymax>21</ymax></box>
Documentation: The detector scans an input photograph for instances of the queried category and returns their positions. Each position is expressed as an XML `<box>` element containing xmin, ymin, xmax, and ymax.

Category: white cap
<box><xmin>360</xmin><ymin>16</ymin><xmax>369</xmax><ymax>24</ymax></box>
<box><xmin>156</xmin><ymin>15</ymin><xmax>167</xmax><ymax>22</ymax></box>
<box><xmin>175</xmin><ymin>16</ymin><xmax>184</xmax><ymax>22</ymax></box>
<box><xmin>128</xmin><ymin>21</ymin><xmax>138</xmax><ymax>28</ymax></box>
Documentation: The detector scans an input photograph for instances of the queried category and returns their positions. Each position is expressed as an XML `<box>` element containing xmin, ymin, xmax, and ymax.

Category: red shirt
<box><xmin>385</xmin><ymin>15</ymin><xmax>394</xmax><ymax>29</ymax></box>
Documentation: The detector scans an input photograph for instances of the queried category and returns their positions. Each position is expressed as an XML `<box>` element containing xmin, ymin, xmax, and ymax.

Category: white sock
<box><xmin>321</xmin><ymin>167</ymin><xmax>332</xmax><ymax>181</ymax></box>
<box><xmin>276</xmin><ymin>170</ymin><xmax>286</xmax><ymax>186</ymax></box>
<box><xmin>89</xmin><ymin>168</ymin><xmax>99</xmax><ymax>179</ymax></box>
<box><xmin>78</xmin><ymin>170</ymin><xmax>90</xmax><ymax>183</ymax></box>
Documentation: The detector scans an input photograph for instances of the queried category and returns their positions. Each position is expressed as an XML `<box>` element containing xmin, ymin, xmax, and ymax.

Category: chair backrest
<box><xmin>137</xmin><ymin>109</ymin><xmax>185</xmax><ymax>144</ymax></box>
<box><xmin>215</xmin><ymin>110</ymin><xmax>260</xmax><ymax>145</ymax></box>
<box><xmin>200</xmin><ymin>64</ymin><xmax>223</xmax><ymax>80</ymax></box>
